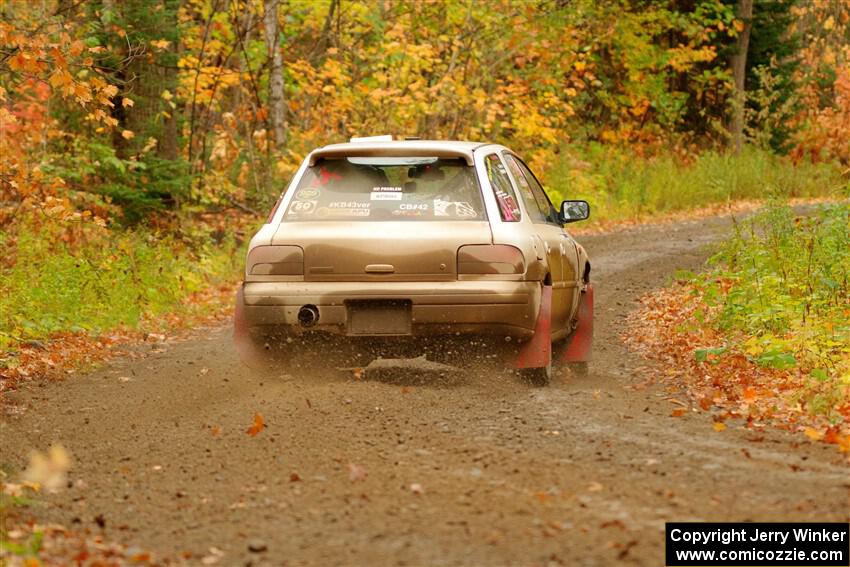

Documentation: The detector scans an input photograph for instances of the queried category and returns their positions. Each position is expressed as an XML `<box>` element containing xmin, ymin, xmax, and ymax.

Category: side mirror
<box><xmin>559</xmin><ymin>200</ymin><xmax>590</xmax><ymax>224</ymax></box>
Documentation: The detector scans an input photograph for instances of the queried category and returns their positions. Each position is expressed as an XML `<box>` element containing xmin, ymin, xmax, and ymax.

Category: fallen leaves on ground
<box><xmin>347</xmin><ymin>462</ymin><xmax>367</xmax><ymax>482</ymax></box>
<box><xmin>21</xmin><ymin>445</ymin><xmax>72</xmax><ymax>493</ymax></box>
<box><xmin>624</xmin><ymin>281</ymin><xmax>850</xmax><ymax>451</ymax></box>
<box><xmin>0</xmin><ymin>282</ymin><xmax>237</xmax><ymax>400</ymax></box>
<box><xmin>246</xmin><ymin>413</ymin><xmax>265</xmax><ymax>437</ymax></box>
<box><xmin>0</xmin><ymin>522</ymin><xmax>156</xmax><ymax>567</ymax></box>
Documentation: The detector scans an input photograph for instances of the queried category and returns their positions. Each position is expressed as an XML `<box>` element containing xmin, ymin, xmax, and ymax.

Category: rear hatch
<box><xmin>274</xmin><ymin>154</ymin><xmax>493</xmax><ymax>281</ymax></box>
<box><xmin>273</xmin><ymin>221</ymin><xmax>492</xmax><ymax>282</ymax></box>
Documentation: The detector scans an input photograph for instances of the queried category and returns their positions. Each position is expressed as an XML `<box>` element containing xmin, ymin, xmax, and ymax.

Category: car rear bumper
<box><xmin>238</xmin><ymin>280</ymin><xmax>541</xmax><ymax>338</ymax></box>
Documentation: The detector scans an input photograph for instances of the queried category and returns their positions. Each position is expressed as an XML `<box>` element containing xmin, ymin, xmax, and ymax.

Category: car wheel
<box><xmin>520</xmin><ymin>360</ymin><xmax>552</xmax><ymax>387</ymax></box>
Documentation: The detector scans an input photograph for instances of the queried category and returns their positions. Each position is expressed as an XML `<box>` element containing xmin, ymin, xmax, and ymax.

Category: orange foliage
<box><xmin>625</xmin><ymin>281</ymin><xmax>850</xmax><ymax>451</ymax></box>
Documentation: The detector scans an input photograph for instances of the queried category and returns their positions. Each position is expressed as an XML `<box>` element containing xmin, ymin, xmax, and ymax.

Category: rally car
<box><xmin>234</xmin><ymin>137</ymin><xmax>593</xmax><ymax>385</ymax></box>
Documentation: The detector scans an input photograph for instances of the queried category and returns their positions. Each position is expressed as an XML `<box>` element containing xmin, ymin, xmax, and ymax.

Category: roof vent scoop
<box><xmin>349</xmin><ymin>135</ymin><xmax>394</xmax><ymax>143</ymax></box>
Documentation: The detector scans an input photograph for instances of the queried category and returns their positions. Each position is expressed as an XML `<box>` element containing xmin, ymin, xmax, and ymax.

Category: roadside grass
<box><xmin>0</xmin><ymin>213</ymin><xmax>250</xmax><ymax>384</ymax></box>
<box><xmin>627</xmin><ymin>200</ymin><xmax>850</xmax><ymax>448</ymax></box>
<box><xmin>545</xmin><ymin>145</ymin><xmax>846</xmax><ymax>223</ymax></box>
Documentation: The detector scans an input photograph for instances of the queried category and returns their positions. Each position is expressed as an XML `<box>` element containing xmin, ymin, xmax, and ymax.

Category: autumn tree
<box><xmin>729</xmin><ymin>0</ymin><xmax>753</xmax><ymax>155</ymax></box>
<box><xmin>264</xmin><ymin>0</ymin><xmax>285</xmax><ymax>149</ymax></box>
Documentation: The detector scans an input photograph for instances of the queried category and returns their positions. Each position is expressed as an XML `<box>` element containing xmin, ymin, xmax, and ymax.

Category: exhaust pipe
<box><xmin>297</xmin><ymin>304</ymin><xmax>319</xmax><ymax>327</ymax></box>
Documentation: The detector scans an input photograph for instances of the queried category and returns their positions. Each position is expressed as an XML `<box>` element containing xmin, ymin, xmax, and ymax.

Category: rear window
<box><xmin>283</xmin><ymin>157</ymin><xmax>486</xmax><ymax>221</ymax></box>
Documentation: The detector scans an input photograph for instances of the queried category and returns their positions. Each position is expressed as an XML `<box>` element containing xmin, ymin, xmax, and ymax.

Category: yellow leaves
<box><xmin>574</xmin><ymin>61</ymin><xmax>586</xmax><ymax>72</ymax></box>
<box><xmin>87</xmin><ymin>110</ymin><xmax>108</xmax><ymax>125</ymax></box>
<box><xmin>9</xmin><ymin>51</ymin><xmax>47</xmax><ymax>74</ymax></box>
<box><xmin>49</xmin><ymin>47</ymin><xmax>67</xmax><ymax>68</ymax></box>
<box><xmin>142</xmin><ymin>137</ymin><xmax>158</xmax><ymax>154</ymax></box>
<box><xmin>712</xmin><ymin>422</ymin><xmax>727</xmax><ymax>432</ymax></box>
<box><xmin>21</xmin><ymin>445</ymin><xmax>72</xmax><ymax>493</ymax></box>
<box><xmin>69</xmin><ymin>39</ymin><xmax>86</xmax><ymax>57</ymax></box>
<box><xmin>629</xmin><ymin>102</ymin><xmax>648</xmax><ymax>118</ymax></box>
<box><xmin>804</xmin><ymin>427</ymin><xmax>824</xmax><ymax>441</ymax></box>
<box><xmin>824</xmin><ymin>16</ymin><xmax>835</xmax><ymax>31</ymax></box>
<box><xmin>0</xmin><ymin>107</ymin><xmax>17</xmax><ymax>127</ymax></box>
<box><xmin>73</xmin><ymin>82</ymin><xmax>93</xmax><ymax>104</ymax></box>
<box><xmin>743</xmin><ymin>336</ymin><xmax>763</xmax><ymax>356</ymax></box>
<box><xmin>121</xmin><ymin>130</ymin><xmax>135</xmax><ymax>140</ymax></box>
<box><xmin>122</xmin><ymin>97</ymin><xmax>135</xmax><ymax>108</ymax></box>
<box><xmin>177</xmin><ymin>55</ymin><xmax>198</xmax><ymax>69</ymax></box>
<box><xmin>101</xmin><ymin>84</ymin><xmax>118</xmax><ymax>99</ymax></box>
<box><xmin>48</xmin><ymin>68</ymin><xmax>73</xmax><ymax>90</ymax></box>
<box><xmin>150</xmin><ymin>39</ymin><xmax>171</xmax><ymax>50</ymax></box>
<box><xmin>665</xmin><ymin>40</ymin><xmax>720</xmax><ymax>73</ymax></box>
<box><xmin>600</xmin><ymin>129</ymin><xmax>618</xmax><ymax>143</ymax></box>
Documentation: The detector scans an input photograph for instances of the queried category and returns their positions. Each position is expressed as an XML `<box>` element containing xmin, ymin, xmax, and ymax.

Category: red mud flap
<box><xmin>233</xmin><ymin>285</ymin><xmax>262</xmax><ymax>367</ymax></box>
<box><xmin>557</xmin><ymin>283</ymin><xmax>594</xmax><ymax>363</ymax></box>
<box><xmin>514</xmin><ymin>284</ymin><xmax>552</xmax><ymax>369</ymax></box>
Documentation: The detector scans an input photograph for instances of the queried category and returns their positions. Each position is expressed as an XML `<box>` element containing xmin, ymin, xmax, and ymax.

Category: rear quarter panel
<box><xmin>473</xmin><ymin>145</ymin><xmax>547</xmax><ymax>282</ymax></box>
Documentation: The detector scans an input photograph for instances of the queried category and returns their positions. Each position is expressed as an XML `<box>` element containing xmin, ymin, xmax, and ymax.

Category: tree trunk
<box><xmin>730</xmin><ymin>0</ymin><xmax>753</xmax><ymax>155</ymax></box>
<box><xmin>263</xmin><ymin>0</ymin><xmax>285</xmax><ymax>149</ymax></box>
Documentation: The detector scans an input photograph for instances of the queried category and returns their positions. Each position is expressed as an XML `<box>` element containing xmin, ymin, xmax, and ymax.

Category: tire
<box><xmin>520</xmin><ymin>360</ymin><xmax>552</xmax><ymax>387</ymax></box>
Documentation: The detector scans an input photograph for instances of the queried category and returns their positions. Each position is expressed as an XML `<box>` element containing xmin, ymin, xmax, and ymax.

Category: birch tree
<box><xmin>263</xmin><ymin>0</ymin><xmax>285</xmax><ymax>149</ymax></box>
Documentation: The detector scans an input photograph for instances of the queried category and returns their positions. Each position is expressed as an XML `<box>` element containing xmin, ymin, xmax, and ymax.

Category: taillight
<box><xmin>457</xmin><ymin>245</ymin><xmax>525</xmax><ymax>275</ymax></box>
<box><xmin>246</xmin><ymin>245</ymin><xmax>304</xmax><ymax>276</ymax></box>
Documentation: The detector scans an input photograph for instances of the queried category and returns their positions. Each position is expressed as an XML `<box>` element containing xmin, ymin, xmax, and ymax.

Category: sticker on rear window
<box><xmin>433</xmin><ymin>199</ymin><xmax>477</xmax><ymax>217</ymax></box>
<box><xmin>315</xmin><ymin>207</ymin><xmax>370</xmax><ymax>218</ymax></box>
<box><xmin>433</xmin><ymin>199</ymin><xmax>451</xmax><ymax>216</ymax></box>
<box><xmin>289</xmin><ymin>200</ymin><xmax>317</xmax><ymax>214</ymax></box>
<box><xmin>296</xmin><ymin>188</ymin><xmax>319</xmax><ymax>200</ymax></box>
<box><xmin>392</xmin><ymin>209</ymin><xmax>425</xmax><ymax>217</ymax></box>
<box><xmin>328</xmin><ymin>201</ymin><xmax>371</xmax><ymax>209</ymax></box>
<box><xmin>371</xmin><ymin>187</ymin><xmax>403</xmax><ymax>201</ymax></box>
<box><xmin>455</xmin><ymin>202</ymin><xmax>477</xmax><ymax>217</ymax></box>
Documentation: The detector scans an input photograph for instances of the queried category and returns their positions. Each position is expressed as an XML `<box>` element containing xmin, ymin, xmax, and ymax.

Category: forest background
<box><xmin>0</xmin><ymin>0</ymin><xmax>848</xmax><ymax>376</ymax></box>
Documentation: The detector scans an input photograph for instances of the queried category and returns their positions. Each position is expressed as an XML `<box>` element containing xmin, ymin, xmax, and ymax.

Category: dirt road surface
<box><xmin>3</xmin><ymin>216</ymin><xmax>848</xmax><ymax>566</ymax></box>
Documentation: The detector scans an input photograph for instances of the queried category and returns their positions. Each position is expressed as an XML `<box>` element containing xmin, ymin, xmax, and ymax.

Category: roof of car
<box><xmin>308</xmin><ymin>140</ymin><xmax>488</xmax><ymax>166</ymax></box>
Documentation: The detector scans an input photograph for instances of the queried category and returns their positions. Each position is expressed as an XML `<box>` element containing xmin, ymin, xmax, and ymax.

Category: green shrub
<box><xmin>694</xmin><ymin>201</ymin><xmax>850</xmax><ymax>417</ymax></box>
<box><xmin>0</xmin><ymin>219</ymin><xmax>244</xmax><ymax>349</ymax></box>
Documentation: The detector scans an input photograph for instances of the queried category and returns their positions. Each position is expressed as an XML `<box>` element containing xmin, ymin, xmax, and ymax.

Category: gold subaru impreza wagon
<box><xmin>235</xmin><ymin>138</ymin><xmax>593</xmax><ymax>384</ymax></box>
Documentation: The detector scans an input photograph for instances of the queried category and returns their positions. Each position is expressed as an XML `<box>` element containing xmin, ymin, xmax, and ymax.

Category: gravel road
<box><xmin>2</xmin><ymin>215</ymin><xmax>848</xmax><ymax>566</ymax></box>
